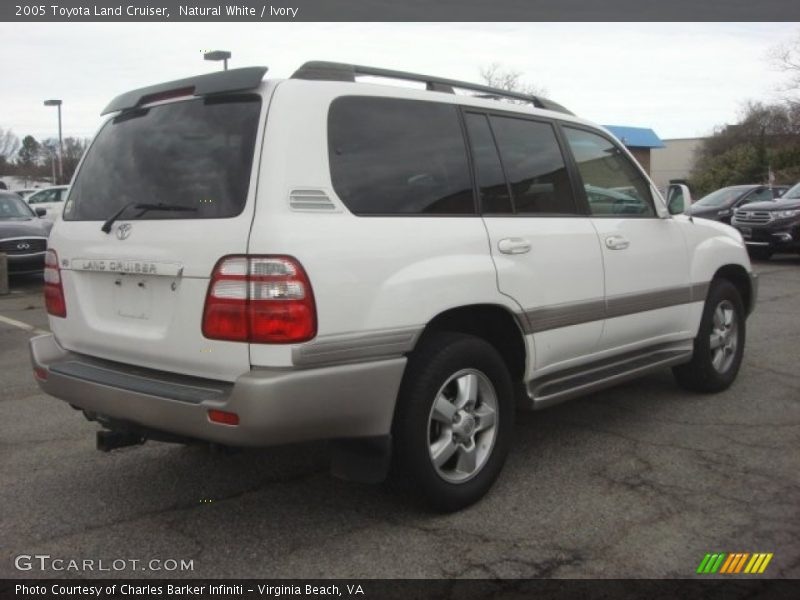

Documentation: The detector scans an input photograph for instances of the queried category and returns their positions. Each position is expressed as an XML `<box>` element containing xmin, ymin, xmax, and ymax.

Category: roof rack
<box><xmin>102</xmin><ymin>66</ymin><xmax>268</xmax><ymax>115</ymax></box>
<box><xmin>291</xmin><ymin>61</ymin><xmax>572</xmax><ymax>115</ymax></box>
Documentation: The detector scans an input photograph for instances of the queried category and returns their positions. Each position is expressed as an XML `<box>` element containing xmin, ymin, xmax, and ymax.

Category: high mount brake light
<box><xmin>202</xmin><ymin>255</ymin><xmax>317</xmax><ymax>344</ymax></box>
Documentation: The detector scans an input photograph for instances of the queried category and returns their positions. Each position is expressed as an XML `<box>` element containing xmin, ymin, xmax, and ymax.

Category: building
<box><xmin>649</xmin><ymin>137</ymin><xmax>705</xmax><ymax>192</ymax></box>
<box><xmin>603</xmin><ymin>125</ymin><xmax>665</xmax><ymax>175</ymax></box>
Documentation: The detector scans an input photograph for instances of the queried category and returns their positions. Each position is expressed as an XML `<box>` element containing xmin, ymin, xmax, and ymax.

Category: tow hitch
<box><xmin>96</xmin><ymin>430</ymin><xmax>146</xmax><ymax>452</ymax></box>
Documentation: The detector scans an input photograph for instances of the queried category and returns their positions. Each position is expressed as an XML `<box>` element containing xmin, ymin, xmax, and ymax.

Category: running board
<box><xmin>526</xmin><ymin>343</ymin><xmax>694</xmax><ymax>410</ymax></box>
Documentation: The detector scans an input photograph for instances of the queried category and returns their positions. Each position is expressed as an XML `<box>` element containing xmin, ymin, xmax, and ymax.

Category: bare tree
<box><xmin>770</xmin><ymin>32</ymin><xmax>800</xmax><ymax>103</ymax></box>
<box><xmin>0</xmin><ymin>127</ymin><xmax>20</xmax><ymax>170</ymax></box>
<box><xmin>479</xmin><ymin>63</ymin><xmax>547</xmax><ymax>100</ymax></box>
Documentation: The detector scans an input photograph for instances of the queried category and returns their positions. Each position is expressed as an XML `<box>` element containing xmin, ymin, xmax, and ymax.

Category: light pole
<box><xmin>43</xmin><ymin>99</ymin><xmax>63</xmax><ymax>184</ymax></box>
<box><xmin>204</xmin><ymin>50</ymin><xmax>231</xmax><ymax>71</ymax></box>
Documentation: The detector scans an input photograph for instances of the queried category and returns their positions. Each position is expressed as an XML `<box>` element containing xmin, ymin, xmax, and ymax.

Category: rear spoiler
<box><xmin>101</xmin><ymin>66</ymin><xmax>268</xmax><ymax>115</ymax></box>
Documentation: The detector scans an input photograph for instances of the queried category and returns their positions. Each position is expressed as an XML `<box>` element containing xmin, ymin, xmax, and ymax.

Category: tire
<box><xmin>391</xmin><ymin>332</ymin><xmax>514</xmax><ymax>512</ymax></box>
<box><xmin>748</xmin><ymin>247</ymin><xmax>773</xmax><ymax>261</ymax></box>
<box><xmin>672</xmin><ymin>279</ymin><xmax>745</xmax><ymax>393</ymax></box>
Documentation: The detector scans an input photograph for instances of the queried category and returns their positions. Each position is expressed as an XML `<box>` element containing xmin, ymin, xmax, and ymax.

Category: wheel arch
<box><xmin>412</xmin><ymin>304</ymin><xmax>528</xmax><ymax>383</ymax></box>
<box><xmin>712</xmin><ymin>263</ymin><xmax>754</xmax><ymax>315</ymax></box>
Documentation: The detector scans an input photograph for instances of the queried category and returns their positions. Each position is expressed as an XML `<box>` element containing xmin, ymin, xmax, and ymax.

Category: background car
<box><xmin>24</xmin><ymin>185</ymin><xmax>70</xmax><ymax>221</ymax></box>
<box><xmin>731</xmin><ymin>181</ymin><xmax>800</xmax><ymax>260</ymax></box>
<box><xmin>13</xmin><ymin>188</ymin><xmax>40</xmax><ymax>200</ymax></box>
<box><xmin>687</xmin><ymin>184</ymin><xmax>788</xmax><ymax>223</ymax></box>
<box><xmin>0</xmin><ymin>191</ymin><xmax>52</xmax><ymax>274</ymax></box>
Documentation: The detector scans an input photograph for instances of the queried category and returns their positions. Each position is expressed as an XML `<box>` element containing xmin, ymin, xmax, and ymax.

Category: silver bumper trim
<box><xmin>30</xmin><ymin>334</ymin><xmax>406</xmax><ymax>447</ymax></box>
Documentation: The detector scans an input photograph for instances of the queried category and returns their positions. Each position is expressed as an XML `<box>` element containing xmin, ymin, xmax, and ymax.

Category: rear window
<box><xmin>328</xmin><ymin>96</ymin><xmax>474</xmax><ymax>215</ymax></box>
<box><xmin>64</xmin><ymin>95</ymin><xmax>261</xmax><ymax>221</ymax></box>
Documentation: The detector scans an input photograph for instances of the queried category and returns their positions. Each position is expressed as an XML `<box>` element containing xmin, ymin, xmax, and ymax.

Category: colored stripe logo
<box><xmin>696</xmin><ymin>553</ymin><xmax>773</xmax><ymax>574</ymax></box>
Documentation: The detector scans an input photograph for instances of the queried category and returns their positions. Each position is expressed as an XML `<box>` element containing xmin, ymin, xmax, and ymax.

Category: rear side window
<box><xmin>328</xmin><ymin>96</ymin><xmax>474</xmax><ymax>215</ymax></box>
<box><xmin>464</xmin><ymin>112</ymin><xmax>513</xmax><ymax>214</ymax></box>
<box><xmin>489</xmin><ymin>116</ymin><xmax>577</xmax><ymax>215</ymax></box>
<box><xmin>64</xmin><ymin>95</ymin><xmax>261</xmax><ymax>221</ymax></box>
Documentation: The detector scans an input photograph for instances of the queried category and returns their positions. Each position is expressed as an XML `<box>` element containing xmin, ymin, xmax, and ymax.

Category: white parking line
<box><xmin>0</xmin><ymin>314</ymin><xmax>49</xmax><ymax>336</ymax></box>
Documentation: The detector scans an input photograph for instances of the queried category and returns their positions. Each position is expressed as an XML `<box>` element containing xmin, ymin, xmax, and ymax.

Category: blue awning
<box><xmin>603</xmin><ymin>125</ymin><xmax>665</xmax><ymax>149</ymax></box>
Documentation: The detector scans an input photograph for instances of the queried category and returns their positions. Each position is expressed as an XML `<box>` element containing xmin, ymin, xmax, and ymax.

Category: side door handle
<box><xmin>604</xmin><ymin>235</ymin><xmax>630</xmax><ymax>250</ymax></box>
<box><xmin>498</xmin><ymin>237</ymin><xmax>532</xmax><ymax>255</ymax></box>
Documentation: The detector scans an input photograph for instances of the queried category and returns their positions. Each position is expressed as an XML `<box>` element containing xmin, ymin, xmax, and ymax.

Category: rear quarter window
<box><xmin>328</xmin><ymin>96</ymin><xmax>475</xmax><ymax>216</ymax></box>
<box><xmin>64</xmin><ymin>94</ymin><xmax>262</xmax><ymax>221</ymax></box>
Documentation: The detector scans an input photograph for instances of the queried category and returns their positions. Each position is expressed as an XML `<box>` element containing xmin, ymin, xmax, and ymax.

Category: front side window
<box><xmin>490</xmin><ymin>116</ymin><xmax>577</xmax><ymax>215</ymax></box>
<box><xmin>65</xmin><ymin>94</ymin><xmax>262</xmax><ymax>221</ymax></box>
<box><xmin>328</xmin><ymin>96</ymin><xmax>474</xmax><ymax>215</ymax></box>
<box><xmin>564</xmin><ymin>127</ymin><xmax>655</xmax><ymax>217</ymax></box>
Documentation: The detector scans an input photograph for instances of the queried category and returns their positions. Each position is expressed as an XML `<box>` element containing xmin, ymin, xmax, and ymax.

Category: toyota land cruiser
<box><xmin>30</xmin><ymin>62</ymin><xmax>757</xmax><ymax>511</ymax></box>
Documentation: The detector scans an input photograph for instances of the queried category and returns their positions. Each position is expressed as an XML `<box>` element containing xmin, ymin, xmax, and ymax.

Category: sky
<box><xmin>1</xmin><ymin>22</ymin><xmax>798</xmax><ymax>144</ymax></box>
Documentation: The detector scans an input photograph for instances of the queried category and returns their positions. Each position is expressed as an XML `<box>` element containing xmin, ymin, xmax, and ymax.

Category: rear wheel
<box><xmin>672</xmin><ymin>279</ymin><xmax>745</xmax><ymax>393</ymax></box>
<box><xmin>392</xmin><ymin>332</ymin><xmax>514</xmax><ymax>512</ymax></box>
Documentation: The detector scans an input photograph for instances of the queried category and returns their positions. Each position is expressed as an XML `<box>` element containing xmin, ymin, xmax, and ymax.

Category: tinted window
<box><xmin>490</xmin><ymin>116</ymin><xmax>576</xmax><ymax>215</ymax></box>
<box><xmin>65</xmin><ymin>95</ymin><xmax>261</xmax><ymax>221</ymax></box>
<box><xmin>784</xmin><ymin>182</ymin><xmax>800</xmax><ymax>199</ymax></box>
<box><xmin>740</xmin><ymin>188</ymin><xmax>774</xmax><ymax>205</ymax></box>
<box><xmin>694</xmin><ymin>187</ymin><xmax>748</xmax><ymax>208</ymax></box>
<box><xmin>28</xmin><ymin>189</ymin><xmax>56</xmax><ymax>205</ymax></box>
<box><xmin>0</xmin><ymin>194</ymin><xmax>36</xmax><ymax>219</ymax></box>
<box><xmin>564</xmin><ymin>127</ymin><xmax>655</xmax><ymax>217</ymax></box>
<box><xmin>464</xmin><ymin>113</ymin><xmax>512</xmax><ymax>214</ymax></box>
<box><xmin>328</xmin><ymin>97</ymin><xmax>474</xmax><ymax>215</ymax></box>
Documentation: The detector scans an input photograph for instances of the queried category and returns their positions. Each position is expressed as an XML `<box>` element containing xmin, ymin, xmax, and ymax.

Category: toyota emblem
<box><xmin>116</xmin><ymin>223</ymin><xmax>132</xmax><ymax>240</ymax></box>
<box><xmin>16</xmin><ymin>242</ymin><xmax>31</xmax><ymax>250</ymax></box>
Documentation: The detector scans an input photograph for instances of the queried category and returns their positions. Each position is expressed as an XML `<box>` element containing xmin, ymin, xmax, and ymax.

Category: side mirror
<box><xmin>666</xmin><ymin>184</ymin><xmax>692</xmax><ymax>215</ymax></box>
<box><xmin>35</xmin><ymin>207</ymin><xmax>46</xmax><ymax>217</ymax></box>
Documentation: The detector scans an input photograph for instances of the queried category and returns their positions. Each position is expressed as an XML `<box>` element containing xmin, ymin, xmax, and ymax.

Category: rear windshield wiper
<box><xmin>101</xmin><ymin>202</ymin><xmax>198</xmax><ymax>233</ymax></box>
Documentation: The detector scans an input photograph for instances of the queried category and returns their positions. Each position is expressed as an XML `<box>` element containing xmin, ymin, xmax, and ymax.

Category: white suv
<box><xmin>30</xmin><ymin>62</ymin><xmax>757</xmax><ymax>510</ymax></box>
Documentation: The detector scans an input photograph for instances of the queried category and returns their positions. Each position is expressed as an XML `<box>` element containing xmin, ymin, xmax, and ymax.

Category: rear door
<box><xmin>49</xmin><ymin>93</ymin><xmax>266</xmax><ymax>381</ymax></box>
<box><xmin>465</xmin><ymin>110</ymin><xmax>605</xmax><ymax>374</ymax></box>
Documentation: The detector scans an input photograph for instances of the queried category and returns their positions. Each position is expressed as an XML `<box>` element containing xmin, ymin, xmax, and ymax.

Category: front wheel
<box><xmin>391</xmin><ymin>332</ymin><xmax>514</xmax><ymax>512</ymax></box>
<box><xmin>672</xmin><ymin>279</ymin><xmax>745</xmax><ymax>393</ymax></box>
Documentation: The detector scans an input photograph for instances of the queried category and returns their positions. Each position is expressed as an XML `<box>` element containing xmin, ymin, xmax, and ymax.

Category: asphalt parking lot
<box><xmin>1</xmin><ymin>259</ymin><xmax>799</xmax><ymax>579</ymax></box>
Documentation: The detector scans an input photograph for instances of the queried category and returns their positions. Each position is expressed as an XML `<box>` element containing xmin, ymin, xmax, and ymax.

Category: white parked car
<box><xmin>25</xmin><ymin>185</ymin><xmax>70</xmax><ymax>221</ymax></box>
<box><xmin>31</xmin><ymin>63</ymin><xmax>757</xmax><ymax>510</ymax></box>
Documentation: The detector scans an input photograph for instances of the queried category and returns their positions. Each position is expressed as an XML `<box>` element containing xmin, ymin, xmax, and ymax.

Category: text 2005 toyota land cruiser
<box><xmin>31</xmin><ymin>63</ymin><xmax>757</xmax><ymax>510</ymax></box>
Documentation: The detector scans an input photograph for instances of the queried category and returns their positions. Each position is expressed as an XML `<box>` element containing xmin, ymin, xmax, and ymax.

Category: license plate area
<box><xmin>740</xmin><ymin>227</ymin><xmax>752</xmax><ymax>238</ymax></box>
<box><xmin>112</xmin><ymin>275</ymin><xmax>153</xmax><ymax>319</ymax></box>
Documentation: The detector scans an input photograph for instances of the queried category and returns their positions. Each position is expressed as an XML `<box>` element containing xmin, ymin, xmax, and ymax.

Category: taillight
<box><xmin>202</xmin><ymin>255</ymin><xmax>317</xmax><ymax>344</ymax></box>
<box><xmin>44</xmin><ymin>249</ymin><xmax>67</xmax><ymax>317</ymax></box>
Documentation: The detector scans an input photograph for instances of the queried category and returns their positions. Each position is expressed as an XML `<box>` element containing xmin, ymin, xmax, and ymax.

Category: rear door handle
<box><xmin>498</xmin><ymin>237</ymin><xmax>531</xmax><ymax>254</ymax></box>
<box><xmin>604</xmin><ymin>235</ymin><xmax>630</xmax><ymax>250</ymax></box>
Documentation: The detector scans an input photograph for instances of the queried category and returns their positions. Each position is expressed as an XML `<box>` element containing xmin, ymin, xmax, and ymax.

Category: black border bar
<box><xmin>2</xmin><ymin>0</ymin><xmax>800</xmax><ymax>22</ymax></box>
<box><xmin>2</xmin><ymin>579</ymin><xmax>800</xmax><ymax>600</ymax></box>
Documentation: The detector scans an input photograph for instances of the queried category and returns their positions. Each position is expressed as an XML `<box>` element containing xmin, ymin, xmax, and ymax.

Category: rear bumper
<box><xmin>6</xmin><ymin>252</ymin><xmax>45</xmax><ymax>273</ymax></box>
<box><xmin>30</xmin><ymin>334</ymin><xmax>406</xmax><ymax>447</ymax></box>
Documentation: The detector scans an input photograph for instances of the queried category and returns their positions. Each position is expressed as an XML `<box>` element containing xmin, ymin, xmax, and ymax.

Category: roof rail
<box><xmin>291</xmin><ymin>61</ymin><xmax>572</xmax><ymax>115</ymax></box>
<box><xmin>102</xmin><ymin>66</ymin><xmax>268</xmax><ymax>115</ymax></box>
